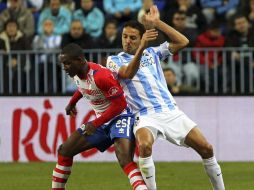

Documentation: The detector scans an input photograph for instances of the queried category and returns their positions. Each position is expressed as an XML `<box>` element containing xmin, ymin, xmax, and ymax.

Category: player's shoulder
<box><xmin>107</xmin><ymin>54</ymin><xmax>122</xmax><ymax>63</ymax></box>
<box><xmin>90</xmin><ymin>63</ymin><xmax>113</xmax><ymax>79</ymax></box>
<box><xmin>88</xmin><ymin>62</ymin><xmax>103</xmax><ymax>70</ymax></box>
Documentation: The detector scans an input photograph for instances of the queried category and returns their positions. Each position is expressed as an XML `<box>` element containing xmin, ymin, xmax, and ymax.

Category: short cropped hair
<box><xmin>61</xmin><ymin>43</ymin><xmax>84</xmax><ymax>60</ymax></box>
<box><xmin>123</xmin><ymin>20</ymin><xmax>146</xmax><ymax>37</ymax></box>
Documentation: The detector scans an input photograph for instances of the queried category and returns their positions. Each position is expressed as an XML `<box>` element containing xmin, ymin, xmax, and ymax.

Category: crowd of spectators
<box><xmin>0</xmin><ymin>0</ymin><xmax>253</xmax><ymax>94</ymax></box>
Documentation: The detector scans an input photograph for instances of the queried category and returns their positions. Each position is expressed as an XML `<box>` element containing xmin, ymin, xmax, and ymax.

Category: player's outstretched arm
<box><xmin>118</xmin><ymin>29</ymin><xmax>158</xmax><ymax>79</ymax></box>
<box><xmin>66</xmin><ymin>90</ymin><xmax>83</xmax><ymax>116</ymax></box>
<box><xmin>144</xmin><ymin>5</ymin><xmax>189</xmax><ymax>54</ymax></box>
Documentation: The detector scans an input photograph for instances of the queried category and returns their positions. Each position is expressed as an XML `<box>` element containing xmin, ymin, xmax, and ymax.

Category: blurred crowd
<box><xmin>0</xmin><ymin>0</ymin><xmax>253</xmax><ymax>95</ymax></box>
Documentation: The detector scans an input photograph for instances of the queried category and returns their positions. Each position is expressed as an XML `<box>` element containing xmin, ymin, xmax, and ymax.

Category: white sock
<box><xmin>139</xmin><ymin>156</ymin><xmax>157</xmax><ymax>190</ymax></box>
<box><xmin>203</xmin><ymin>156</ymin><xmax>225</xmax><ymax>190</ymax></box>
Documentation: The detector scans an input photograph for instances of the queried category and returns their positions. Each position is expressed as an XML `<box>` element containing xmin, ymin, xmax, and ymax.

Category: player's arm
<box><xmin>86</xmin><ymin>70</ymin><xmax>127</xmax><ymax>133</ymax></box>
<box><xmin>118</xmin><ymin>29</ymin><xmax>158</xmax><ymax>79</ymax></box>
<box><xmin>65</xmin><ymin>90</ymin><xmax>83</xmax><ymax>116</ymax></box>
<box><xmin>144</xmin><ymin>5</ymin><xmax>189</xmax><ymax>54</ymax></box>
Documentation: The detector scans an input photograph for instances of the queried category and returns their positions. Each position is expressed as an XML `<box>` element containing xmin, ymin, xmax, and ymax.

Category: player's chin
<box><xmin>124</xmin><ymin>48</ymin><xmax>133</xmax><ymax>54</ymax></box>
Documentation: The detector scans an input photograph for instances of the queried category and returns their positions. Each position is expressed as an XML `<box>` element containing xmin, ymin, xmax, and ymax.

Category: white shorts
<box><xmin>133</xmin><ymin>109</ymin><xmax>197</xmax><ymax>147</ymax></box>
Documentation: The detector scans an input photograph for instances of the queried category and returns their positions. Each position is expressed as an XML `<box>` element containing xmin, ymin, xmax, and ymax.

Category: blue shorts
<box><xmin>77</xmin><ymin>114</ymin><xmax>135</xmax><ymax>152</ymax></box>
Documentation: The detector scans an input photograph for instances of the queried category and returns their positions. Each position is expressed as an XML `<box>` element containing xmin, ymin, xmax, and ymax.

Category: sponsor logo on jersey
<box><xmin>84</xmin><ymin>89</ymin><xmax>101</xmax><ymax>96</ymax></box>
<box><xmin>108</xmin><ymin>61</ymin><xmax>117</xmax><ymax>71</ymax></box>
<box><xmin>108</xmin><ymin>86</ymin><xmax>119</xmax><ymax>96</ymax></box>
<box><xmin>140</xmin><ymin>53</ymin><xmax>155</xmax><ymax>68</ymax></box>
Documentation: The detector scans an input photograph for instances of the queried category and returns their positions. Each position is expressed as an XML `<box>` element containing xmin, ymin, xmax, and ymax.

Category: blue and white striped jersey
<box><xmin>106</xmin><ymin>41</ymin><xmax>177</xmax><ymax>116</ymax></box>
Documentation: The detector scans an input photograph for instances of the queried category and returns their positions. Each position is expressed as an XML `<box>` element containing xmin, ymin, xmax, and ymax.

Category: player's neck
<box><xmin>78</xmin><ymin>62</ymin><xmax>89</xmax><ymax>79</ymax></box>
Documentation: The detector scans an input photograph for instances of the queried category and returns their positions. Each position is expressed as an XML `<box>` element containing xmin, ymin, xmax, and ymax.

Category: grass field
<box><xmin>1</xmin><ymin>162</ymin><xmax>254</xmax><ymax>190</ymax></box>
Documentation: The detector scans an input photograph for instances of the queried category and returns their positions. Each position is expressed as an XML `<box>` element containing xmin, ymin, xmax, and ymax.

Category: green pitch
<box><xmin>1</xmin><ymin>162</ymin><xmax>253</xmax><ymax>190</ymax></box>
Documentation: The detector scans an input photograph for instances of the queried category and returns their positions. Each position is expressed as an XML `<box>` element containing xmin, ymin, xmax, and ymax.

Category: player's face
<box><xmin>122</xmin><ymin>27</ymin><xmax>142</xmax><ymax>55</ymax></box>
<box><xmin>59</xmin><ymin>54</ymin><xmax>83</xmax><ymax>78</ymax></box>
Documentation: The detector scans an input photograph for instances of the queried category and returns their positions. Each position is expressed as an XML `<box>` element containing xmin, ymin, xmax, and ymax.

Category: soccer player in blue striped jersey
<box><xmin>106</xmin><ymin>5</ymin><xmax>225</xmax><ymax>190</ymax></box>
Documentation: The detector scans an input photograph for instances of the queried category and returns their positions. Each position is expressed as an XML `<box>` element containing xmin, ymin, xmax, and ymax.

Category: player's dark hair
<box><xmin>123</xmin><ymin>20</ymin><xmax>146</xmax><ymax>37</ymax></box>
<box><xmin>61</xmin><ymin>43</ymin><xmax>85</xmax><ymax>60</ymax></box>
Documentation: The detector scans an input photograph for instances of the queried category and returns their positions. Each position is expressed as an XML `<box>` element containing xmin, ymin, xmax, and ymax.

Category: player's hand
<box><xmin>142</xmin><ymin>5</ymin><xmax>160</xmax><ymax>28</ymax></box>
<box><xmin>84</xmin><ymin>122</ymin><xmax>96</xmax><ymax>136</ymax></box>
<box><xmin>140</xmin><ymin>29</ymin><xmax>158</xmax><ymax>49</ymax></box>
<box><xmin>65</xmin><ymin>104</ymin><xmax>77</xmax><ymax>117</ymax></box>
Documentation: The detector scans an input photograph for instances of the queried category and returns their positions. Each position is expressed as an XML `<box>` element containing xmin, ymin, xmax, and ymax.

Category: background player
<box><xmin>106</xmin><ymin>6</ymin><xmax>225</xmax><ymax>190</ymax></box>
<box><xmin>51</xmin><ymin>43</ymin><xmax>148</xmax><ymax>190</ymax></box>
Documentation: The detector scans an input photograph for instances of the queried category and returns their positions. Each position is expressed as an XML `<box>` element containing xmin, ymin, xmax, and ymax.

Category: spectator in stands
<box><xmin>225</xmin><ymin>14</ymin><xmax>254</xmax><ymax>93</ymax></box>
<box><xmin>0</xmin><ymin>19</ymin><xmax>30</xmax><ymax>93</ymax></box>
<box><xmin>0</xmin><ymin>1</ymin><xmax>7</xmax><ymax>13</ymax></box>
<box><xmin>38</xmin><ymin>0</ymin><xmax>71</xmax><ymax>35</ymax></box>
<box><xmin>96</xmin><ymin>18</ymin><xmax>121</xmax><ymax>49</ymax></box>
<box><xmin>200</xmin><ymin>0</ymin><xmax>239</xmax><ymax>24</ymax></box>
<box><xmin>62</xmin><ymin>0</ymin><xmax>75</xmax><ymax>11</ymax></box>
<box><xmin>95</xmin><ymin>18</ymin><xmax>121</xmax><ymax>66</ymax></box>
<box><xmin>32</xmin><ymin>18</ymin><xmax>62</xmax><ymax>93</ymax></box>
<box><xmin>26</xmin><ymin>0</ymin><xmax>44</xmax><ymax>10</ymax></box>
<box><xmin>103</xmin><ymin>0</ymin><xmax>142</xmax><ymax>24</ymax></box>
<box><xmin>61</xmin><ymin>20</ymin><xmax>93</xmax><ymax>49</ymax></box>
<box><xmin>162</xmin><ymin>10</ymin><xmax>198</xmax><ymax>87</ymax></box>
<box><xmin>171</xmin><ymin>10</ymin><xmax>198</xmax><ymax>47</ymax></box>
<box><xmin>238</xmin><ymin>0</ymin><xmax>254</xmax><ymax>26</ymax></box>
<box><xmin>73</xmin><ymin>0</ymin><xmax>104</xmax><ymax>39</ymax></box>
<box><xmin>0</xmin><ymin>19</ymin><xmax>29</xmax><ymax>52</ymax></box>
<box><xmin>163</xmin><ymin>68</ymin><xmax>198</xmax><ymax>94</ymax></box>
<box><xmin>0</xmin><ymin>0</ymin><xmax>34</xmax><ymax>38</ymax></box>
<box><xmin>33</xmin><ymin>19</ymin><xmax>61</xmax><ymax>51</ymax></box>
<box><xmin>0</xmin><ymin>38</ymin><xmax>5</xmax><ymax>50</ymax></box>
<box><xmin>137</xmin><ymin>0</ymin><xmax>167</xmax><ymax>47</ymax></box>
<box><xmin>163</xmin><ymin>0</ymin><xmax>207</xmax><ymax>33</ymax></box>
<box><xmin>193</xmin><ymin>21</ymin><xmax>225</xmax><ymax>92</ymax></box>
<box><xmin>61</xmin><ymin>19</ymin><xmax>94</xmax><ymax>92</ymax></box>
<box><xmin>137</xmin><ymin>0</ymin><xmax>154</xmax><ymax>23</ymax></box>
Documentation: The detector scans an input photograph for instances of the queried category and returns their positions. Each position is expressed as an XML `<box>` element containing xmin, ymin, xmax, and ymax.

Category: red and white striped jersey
<box><xmin>73</xmin><ymin>62</ymin><xmax>125</xmax><ymax>117</ymax></box>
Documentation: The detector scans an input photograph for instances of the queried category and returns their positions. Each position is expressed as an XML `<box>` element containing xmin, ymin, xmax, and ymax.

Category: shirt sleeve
<box><xmin>151</xmin><ymin>41</ymin><xmax>173</xmax><ymax>60</ymax></box>
<box><xmin>94</xmin><ymin>68</ymin><xmax>124</xmax><ymax>99</ymax></box>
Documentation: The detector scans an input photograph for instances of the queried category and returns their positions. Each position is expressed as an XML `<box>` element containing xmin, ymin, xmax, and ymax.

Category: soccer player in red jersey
<box><xmin>51</xmin><ymin>43</ymin><xmax>147</xmax><ymax>190</ymax></box>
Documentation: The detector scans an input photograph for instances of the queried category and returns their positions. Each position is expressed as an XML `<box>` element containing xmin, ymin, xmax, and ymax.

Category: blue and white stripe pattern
<box><xmin>107</xmin><ymin>41</ymin><xmax>177</xmax><ymax>116</ymax></box>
